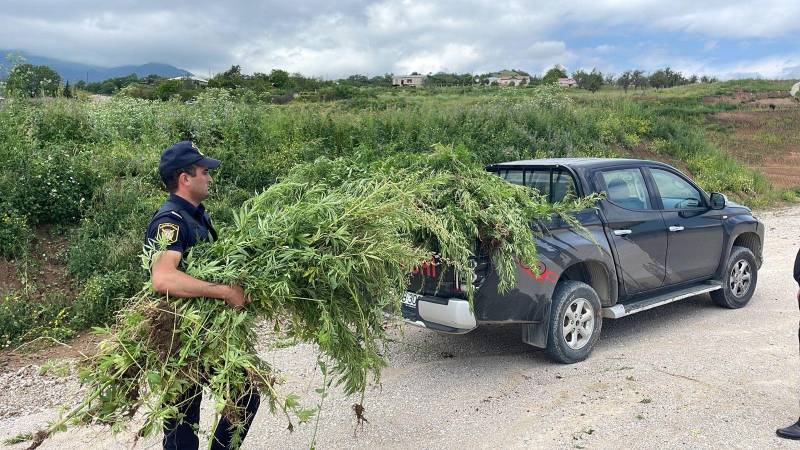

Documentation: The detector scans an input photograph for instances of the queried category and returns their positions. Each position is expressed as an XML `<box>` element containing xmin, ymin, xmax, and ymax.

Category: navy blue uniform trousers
<box><xmin>162</xmin><ymin>385</ymin><xmax>260</xmax><ymax>450</ymax></box>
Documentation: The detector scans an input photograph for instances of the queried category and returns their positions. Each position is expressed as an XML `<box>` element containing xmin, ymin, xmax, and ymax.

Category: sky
<box><xmin>2</xmin><ymin>0</ymin><xmax>800</xmax><ymax>80</ymax></box>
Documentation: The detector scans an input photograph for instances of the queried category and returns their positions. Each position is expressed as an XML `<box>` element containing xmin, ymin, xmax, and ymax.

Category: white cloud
<box><xmin>1</xmin><ymin>0</ymin><xmax>799</xmax><ymax>78</ymax></box>
<box><xmin>394</xmin><ymin>43</ymin><xmax>481</xmax><ymax>74</ymax></box>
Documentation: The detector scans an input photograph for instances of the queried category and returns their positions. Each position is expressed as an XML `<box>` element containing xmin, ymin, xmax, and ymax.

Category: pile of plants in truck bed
<box><xmin>22</xmin><ymin>145</ymin><xmax>599</xmax><ymax>448</ymax></box>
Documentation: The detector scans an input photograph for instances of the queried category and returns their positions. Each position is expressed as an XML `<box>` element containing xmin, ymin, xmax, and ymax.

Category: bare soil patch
<box><xmin>0</xmin><ymin>226</ymin><xmax>75</xmax><ymax>299</ymax></box>
<box><xmin>0</xmin><ymin>259</ymin><xmax>23</xmax><ymax>296</ymax></box>
<box><xmin>707</xmin><ymin>107</ymin><xmax>800</xmax><ymax>188</ymax></box>
<box><xmin>752</xmin><ymin>97</ymin><xmax>799</xmax><ymax>109</ymax></box>
<box><xmin>702</xmin><ymin>90</ymin><xmax>792</xmax><ymax>105</ymax></box>
<box><xmin>0</xmin><ymin>331</ymin><xmax>103</xmax><ymax>374</ymax></box>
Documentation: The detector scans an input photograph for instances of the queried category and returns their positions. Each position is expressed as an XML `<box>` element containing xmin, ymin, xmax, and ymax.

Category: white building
<box><xmin>392</xmin><ymin>75</ymin><xmax>425</xmax><ymax>87</ymax></box>
<box><xmin>557</xmin><ymin>77</ymin><xmax>577</xmax><ymax>87</ymax></box>
<box><xmin>169</xmin><ymin>75</ymin><xmax>209</xmax><ymax>85</ymax></box>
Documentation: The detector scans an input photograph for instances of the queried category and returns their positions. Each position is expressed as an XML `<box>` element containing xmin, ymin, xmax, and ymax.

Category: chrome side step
<box><xmin>602</xmin><ymin>281</ymin><xmax>722</xmax><ymax>319</ymax></box>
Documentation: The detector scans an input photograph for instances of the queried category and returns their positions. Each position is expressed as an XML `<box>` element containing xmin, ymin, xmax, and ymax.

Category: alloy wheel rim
<box><xmin>728</xmin><ymin>259</ymin><xmax>752</xmax><ymax>298</ymax></box>
<box><xmin>562</xmin><ymin>297</ymin><xmax>595</xmax><ymax>350</ymax></box>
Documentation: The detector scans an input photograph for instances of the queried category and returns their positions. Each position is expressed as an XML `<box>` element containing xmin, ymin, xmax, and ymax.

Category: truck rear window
<box><xmin>495</xmin><ymin>169</ymin><xmax>577</xmax><ymax>203</ymax></box>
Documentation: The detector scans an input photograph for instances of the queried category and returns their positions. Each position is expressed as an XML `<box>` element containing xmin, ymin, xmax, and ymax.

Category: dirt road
<box><xmin>3</xmin><ymin>205</ymin><xmax>800</xmax><ymax>449</ymax></box>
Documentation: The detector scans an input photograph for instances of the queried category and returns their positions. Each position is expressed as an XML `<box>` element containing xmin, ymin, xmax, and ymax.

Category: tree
<box><xmin>583</xmin><ymin>69</ymin><xmax>604</xmax><ymax>93</ymax></box>
<box><xmin>6</xmin><ymin>63</ymin><xmax>62</xmax><ymax>97</ymax></box>
<box><xmin>617</xmin><ymin>71</ymin><xmax>633</xmax><ymax>93</ymax></box>
<box><xmin>83</xmin><ymin>74</ymin><xmax>140</xmax><ymax>94</ymax></box>
<box><xmin>269</xmin><ymin>69</ymin><xmax>292</xmax><ymax>89</ymax></box>
<box><xmin>572</xmin><ymin>69</ymin><xmax>588</xmax><ymax>88</ymax></box>
<box><xmin>369</xmin><ymin>74</ymin><xmax>393</xmax><ymax>87</ymax></box>
<box><xmin>649</xmin><ymin>69</ymin><xmax>668</xmax><ymax>90</ymax></box>
<box><xmin>344</xmin><ymin>74</ymin><xmax>369</xmax><ymax>87</ymax></box>
<box><xmin>153</xmin><ymin>79</ymin><xmax>183</xmax><ymax>100</ymax></box>
<box><xmin>572</xmin><ymin>69</ymin><xmax>603</xmax><ymax>93</ymax></box>
<box><xmin>63</xmin><ymin>81</ymin><xmax>72</xmax><ymax>98</ymax></box>
<box><xmin>631</xmin><ymin>70</ymin><xmax>647</xmax><ymax>90</ymax></box>
<box><xmin>249</xmin><ymin>72</ymin><xmax>272</xmax><ymax>93</ymax></box>
<box><xmin>542</xmin><ymin>65</ymin><xmax>568</xmax><ymax>84</ymax></box>
<box><xmin>208</xmin><ymin>65</ymin><xmax>244</xmax><ymax>89</ymax></box>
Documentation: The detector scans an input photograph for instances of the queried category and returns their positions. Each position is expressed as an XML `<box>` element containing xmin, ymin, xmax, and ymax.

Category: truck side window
<box><xmin>551</xmin><ymin>170</ymin><xmax>577</xmax><ymax>202</ymax></box>
<box><xmin>599</xmin><ymin>168</ymin><xmax>652</xmax><ymax>210</ymax></box>
<box><xmin>525</xmin><ymin>170</ymin><xmax>550</xmax><ymax>198</ymax></box>
<box><xmin>501</xmin><ymin>170</ymin><xmax>524</xmax><ymax>186</ymax></box>
<box><xmin>650</xmin><ymin>168</ymin><xmax>704</xmax><ymax>209</ymax></box>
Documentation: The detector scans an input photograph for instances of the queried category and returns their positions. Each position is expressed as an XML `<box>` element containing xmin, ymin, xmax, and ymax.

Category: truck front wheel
<box><xmin>710</xmin><ymin>245</ymin><xmax>758</xmax><ymax>309</ymax></box>
<box><xmin>545</xmin><ymin>281</ymin><xmax>603</xmax><ymax>364</ymax></box>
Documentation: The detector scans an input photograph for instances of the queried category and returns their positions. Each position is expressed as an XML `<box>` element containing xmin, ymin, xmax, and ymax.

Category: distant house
<box><xmin>486</xmin><ymin>75</ymin><xmax>530</xmax><ymax>86</ymax></box>
<box><xmin>169</xmin><ymin>75</ymin><xmax>209</xmax><ymax>86</ymax></box>
<box><xmin>557</xmin><ymin>77</ymin><xmax>578</xmax><ymax>87</ymax></box>
<box><xmin>392</xmin><ymin>75</ymin><xmax>425</xmax><ymax>87</ymax></box>
<box><xmin>484</xmin><ymin>70</ymin><xmax>530</xmax><ymax>86</ymax></box>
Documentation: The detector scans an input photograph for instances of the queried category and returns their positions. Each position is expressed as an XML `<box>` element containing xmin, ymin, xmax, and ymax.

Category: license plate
<box><xmin>401</xmin><ymin>292</ymin><xmax>421</xmax><ymax>308</ymax></box>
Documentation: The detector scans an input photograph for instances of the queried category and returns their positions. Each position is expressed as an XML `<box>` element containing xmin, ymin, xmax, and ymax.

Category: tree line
<box><xmin>0</xmin><ymin>55</ymin><xmax>720</xmax><ymax>101</ymax></box>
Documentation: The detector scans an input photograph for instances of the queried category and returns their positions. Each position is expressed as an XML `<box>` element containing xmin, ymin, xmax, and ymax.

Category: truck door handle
<box><xmin>613</xmin><ymin>229</ymin><xmax>632</xmax><ymax>236</ymax></box>
<box><xmin>668</xmin><ymin>226</ymin><xmax>685</xmax><ymax>232</ymax></box>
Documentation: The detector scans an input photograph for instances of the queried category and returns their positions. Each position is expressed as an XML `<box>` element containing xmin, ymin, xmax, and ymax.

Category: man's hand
<box><xmin>796</xmin><ymin>289</ymin><xmax>800</xmax><ymax>310</ymax></box>
<box><xmin>223</xmin><ymin>284</ymin><xmax>248</xmax><ymax>310</ymax></box>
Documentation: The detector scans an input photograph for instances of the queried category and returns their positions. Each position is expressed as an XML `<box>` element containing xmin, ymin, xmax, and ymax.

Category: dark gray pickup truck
<box><xmin>402</xmin><ymin>158</ymin><xmax>764</xmax><ymax>363</ymax></box>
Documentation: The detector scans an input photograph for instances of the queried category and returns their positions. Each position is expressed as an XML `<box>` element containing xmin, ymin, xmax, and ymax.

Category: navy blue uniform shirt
<box><xmin>144</xmin><ymin>193</ymin><xmax>217</xmax><ymax>256</ymax></box>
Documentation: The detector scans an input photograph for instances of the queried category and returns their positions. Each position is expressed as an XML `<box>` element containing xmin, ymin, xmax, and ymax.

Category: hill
<box><xmin>0</xmin><ymin>50</ymin><xmax>190</xmax><ymax>83</ymax></box>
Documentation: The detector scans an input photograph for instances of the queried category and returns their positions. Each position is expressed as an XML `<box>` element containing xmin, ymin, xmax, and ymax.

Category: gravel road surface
<box><xmin>2</xmin><ymin>205</ymin><xmax>800</xmax><ymax>449</ymax></box>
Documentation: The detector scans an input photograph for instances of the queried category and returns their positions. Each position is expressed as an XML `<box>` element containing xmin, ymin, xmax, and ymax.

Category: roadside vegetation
<box><xmin>0</xmin><ymin>74</ymin><xmax>796</xmax><ymax>359</ymax></box>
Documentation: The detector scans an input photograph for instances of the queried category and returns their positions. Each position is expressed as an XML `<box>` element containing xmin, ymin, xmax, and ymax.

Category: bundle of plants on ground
<box><xmin>20</xmin><ymin>145</ymin><xmax>598</xmax><ymax>448</ymax></box>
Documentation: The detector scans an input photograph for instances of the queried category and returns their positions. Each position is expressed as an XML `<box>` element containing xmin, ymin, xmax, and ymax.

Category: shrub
<box><xmin>8</xmin><ymin>148</ymin><xmax>99</xmax><ymax>225</ymax></box>
<box><xmin>0</xmin><ymin>291</ymin><xmax>74</xmax><ymax>348</ymax></box>
<box><xmin>0</xmin><ymin>208</ymin><xmax>31</xmax><ymax>258</ymax></box>
<box><xmin>70</xmin><ymin>271</ymin><xmax>133</xmax><ymax>328</ymax></box>
<box><xmin>0</xmin><ymin>293</ymin><xmax>34</xmax><ymax>348</ymax></box>
<box><xmin>29</xmin><ymin>101</ymin><xmax>92</xmax><ymax>144</ymax></box>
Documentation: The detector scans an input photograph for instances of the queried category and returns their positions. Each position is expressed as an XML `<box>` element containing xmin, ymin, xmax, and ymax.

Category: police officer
<box><xmin>777</xmin><ymin>247</ymin><xmax>800</xmax><ymax>440</ymax></box>
<box><xmin>144</xmin><ymin>140</ymin><xmax>260</xmax><ymax>450</ymax></box>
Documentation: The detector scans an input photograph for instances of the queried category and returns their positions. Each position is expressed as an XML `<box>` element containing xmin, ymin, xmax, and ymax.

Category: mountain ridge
<box><xmin>0</xmin><ymin>50</ymin><xmax>191</xmax><ymax>83</ymax></box>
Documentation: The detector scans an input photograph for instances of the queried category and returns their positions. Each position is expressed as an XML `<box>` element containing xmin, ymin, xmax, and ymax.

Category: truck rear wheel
<box><xmin>710</xmin><ymin>245</ymin><xmax>758</xmax><ymax>309</ymax></box>
<box><xmin>545</xmin><ymin>281</ymin><xmax>603</xmax><ymax>364</ymax></box>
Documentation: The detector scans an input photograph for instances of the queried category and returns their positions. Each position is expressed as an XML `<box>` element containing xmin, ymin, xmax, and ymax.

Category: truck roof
<box><xmin>486</xmin><ymin>157</ymin><xmax>670</xmax><ymax>170</ymax></box>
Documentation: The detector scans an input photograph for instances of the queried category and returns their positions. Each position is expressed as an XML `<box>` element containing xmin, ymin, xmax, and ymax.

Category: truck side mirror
<box><xmin>709</xmin><ymin>192</ymin><xmax>727</xmax><ymax>210</ymax></box>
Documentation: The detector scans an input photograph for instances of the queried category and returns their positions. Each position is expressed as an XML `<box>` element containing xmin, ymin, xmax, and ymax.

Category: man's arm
<box><xmin>151</xmin><ymin>250</ymin><xmax>247</xmax><ymax>309</ymax></box>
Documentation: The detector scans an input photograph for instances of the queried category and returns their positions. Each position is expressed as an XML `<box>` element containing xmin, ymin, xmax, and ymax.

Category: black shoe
<box><xmin>777</xmin><ymin>419</ymin><xmax>800</xmax><ymax>440</ymax></box>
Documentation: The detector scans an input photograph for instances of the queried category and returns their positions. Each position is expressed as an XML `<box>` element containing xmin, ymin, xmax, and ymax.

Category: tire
<box><xmin>710</xmin><ymin>246</ymin><xmax>758</xmax><ymax>309</ymax></box>
<box><xmin>545</xmin><ymin>280</ymin><xmax>603</xmax><ymax>364</ymax></box>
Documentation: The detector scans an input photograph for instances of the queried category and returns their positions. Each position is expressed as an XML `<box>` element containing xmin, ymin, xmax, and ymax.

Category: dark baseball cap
<box><xmin>158</xmin><ymin>140</ymin><xmax>220</xmax><ymax>182</ymax></box>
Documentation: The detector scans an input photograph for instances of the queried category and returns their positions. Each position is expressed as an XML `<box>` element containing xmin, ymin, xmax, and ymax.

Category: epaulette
<box><xmin>170</xmin><ymin>211</ymin><xmax>183</xmax><ymax>220</ymax></box>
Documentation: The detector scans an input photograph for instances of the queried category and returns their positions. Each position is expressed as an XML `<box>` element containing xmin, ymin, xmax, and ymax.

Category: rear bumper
<box><xmin>401</xmin><ymin>295</ymin><xmax>477</xmax><ymax>334</ymax></box>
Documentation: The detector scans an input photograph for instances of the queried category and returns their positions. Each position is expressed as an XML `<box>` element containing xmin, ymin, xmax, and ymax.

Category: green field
<box><xmin>0</xmin><ymin>80</ymin><xmax>796</xmax><ymax>348</ymax></box>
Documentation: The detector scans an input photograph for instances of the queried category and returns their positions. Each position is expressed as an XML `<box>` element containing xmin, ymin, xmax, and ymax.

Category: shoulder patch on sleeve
<box><xmin>157</xmin><ymin>222</ymin><xmax>180</xmax><ymax>245</ymax></box>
